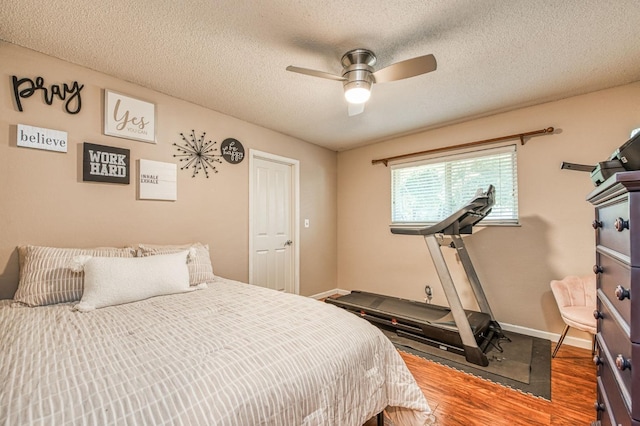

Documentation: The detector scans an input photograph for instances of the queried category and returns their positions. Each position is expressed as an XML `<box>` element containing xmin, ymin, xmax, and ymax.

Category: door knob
<box><xmin>284</xmin><ymin>240</ymin><xmax>293</xmax><ymax>247</ymax></box>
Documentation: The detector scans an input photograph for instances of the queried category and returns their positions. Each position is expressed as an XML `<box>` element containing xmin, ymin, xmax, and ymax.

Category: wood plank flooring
<box><xmin>366</xmin><ymin>343</ymin><xmax>596</xmax><ymax>425</ymax></box>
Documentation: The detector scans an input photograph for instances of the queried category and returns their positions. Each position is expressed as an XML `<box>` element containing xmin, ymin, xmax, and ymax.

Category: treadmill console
<box><xmin>391</xmin><ymin>185</ymin><xmax>495</xmax><ymax>236</ymax></box>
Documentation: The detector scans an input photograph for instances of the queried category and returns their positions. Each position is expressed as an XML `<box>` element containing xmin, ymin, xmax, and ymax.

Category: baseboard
<box><xmin>500</xmin><ymin>322</ymin><xmax>593</xmax><ymax>350</ymax></box>
<box><xmin>310</xmin><ymin>288</ymin><xmax>350</xmax><ymax>300</ymax></box>
<box><xmin>311</xmin><ymin>289</ymin><xmax>593</xmax><ymax>350</ymax></box>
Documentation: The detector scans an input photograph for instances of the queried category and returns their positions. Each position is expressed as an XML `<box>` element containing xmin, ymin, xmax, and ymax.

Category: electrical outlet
<box><xmin>424</xmin><ymin>285</ymin><xmax>433</xmax><ymax>304</ymax></box>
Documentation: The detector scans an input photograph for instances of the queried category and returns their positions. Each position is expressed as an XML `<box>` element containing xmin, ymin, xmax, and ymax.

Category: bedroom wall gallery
<box><xmin>0</xmin><ymin>41</ymin><xmax>338</xmax><ymax>299</ymax></box>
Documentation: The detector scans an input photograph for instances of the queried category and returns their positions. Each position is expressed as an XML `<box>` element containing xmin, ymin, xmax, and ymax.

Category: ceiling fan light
<box><xmin>345</xmin><ymin>87</ymin><xmax>370</xmax><ymax>104</ymax></box>
<box><xmin>344</xmin><ymin>81</ymin><xmax>371</xmax><ymax>104</ymax></box>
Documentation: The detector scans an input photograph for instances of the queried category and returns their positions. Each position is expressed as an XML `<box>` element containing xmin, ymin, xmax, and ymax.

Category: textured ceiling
<box><xmin>2</xmin><ymin>1</ymin><xmax>640</xmax><ymax>151</ymax></box>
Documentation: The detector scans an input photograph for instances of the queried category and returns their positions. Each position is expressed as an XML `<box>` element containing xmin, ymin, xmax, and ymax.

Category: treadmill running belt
<box><xmin>327</xmin><ymin>291</ymin><xmax>491</xmax><ymax>335</ymax></box>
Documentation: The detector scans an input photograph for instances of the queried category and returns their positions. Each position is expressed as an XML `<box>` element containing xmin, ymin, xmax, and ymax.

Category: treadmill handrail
<box><xmin>391</xmin><ymin>185</ymin><xmax>495</xmax><ymax>236</ymax></box>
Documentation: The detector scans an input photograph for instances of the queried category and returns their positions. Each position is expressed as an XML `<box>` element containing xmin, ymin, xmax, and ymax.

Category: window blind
<box><xmin>391</xmin><ymin>145</ymin><xmax>518</xmax><ymax>225</ymax></box>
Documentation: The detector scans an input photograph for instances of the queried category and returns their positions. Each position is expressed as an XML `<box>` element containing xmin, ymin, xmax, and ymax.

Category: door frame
<box><xmin>248</xmin><ymin>149</ymin><xmax>300</xmax><ymax>294</ymax></box>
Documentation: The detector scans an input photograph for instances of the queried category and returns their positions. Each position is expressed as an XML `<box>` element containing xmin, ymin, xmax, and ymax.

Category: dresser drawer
<box><xmin>595</xmin><ymin>252</ymin><xmax>640</xmax><ymax>342</ymax></box>
<box><xmin>635</xmin><ymin>343</ymin><xmax>640</xmax><ymax>421</ymax></box>
<box><xmin>596</xmin><ymin>393</ymin><xmax>640</xmax><ymax>426</ymax></box>
<box><xmin>597</xmin><ymin>300</ymin><xmax>633</xmax><ymax>401</ymax></box>
<box><xmin>596</xmin><ymin>253</ymin><xmax>632</xmax><ymax>327</ymax></box>
<box><xmin>597</xmin><ymin>374</ymin><xmax>631</xmax><ymax>426</ymax></box>
<box><xmin>596</xmin><ymin>346</ymin><xmax>640</xmax><ymax>426</ymax></box>
<box><xmin>597</xmin><ymin>338</ymin><xmax>632</xmax><ymax>425</ymax></box>
<box><xmin>596</xmin><ymin>196</ymin><xmax>631</xmax><ymax>258</ymax></box>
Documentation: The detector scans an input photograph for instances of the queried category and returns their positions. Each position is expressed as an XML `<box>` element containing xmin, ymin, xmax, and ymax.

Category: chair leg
<box><xmin>552</xmin><ymin>324</ymin><xmax>570</xmax><ymax>358</ymax></box>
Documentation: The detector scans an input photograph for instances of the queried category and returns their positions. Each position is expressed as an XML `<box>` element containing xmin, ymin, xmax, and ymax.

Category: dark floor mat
<box><xmin>385</xmin><ymin>329</ymin><xmax>551</xmax><ymax>400</ymax></box>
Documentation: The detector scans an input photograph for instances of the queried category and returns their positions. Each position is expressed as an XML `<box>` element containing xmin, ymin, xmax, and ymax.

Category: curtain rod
<box><xmin>371</xmin><ymin>127</ymin><xmax>555</xmax><ymax>166</ymax></box>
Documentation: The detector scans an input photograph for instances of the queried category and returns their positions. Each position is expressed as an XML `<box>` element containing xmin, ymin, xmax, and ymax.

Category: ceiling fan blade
<box><xmin>348</xmin><ymin>102</ymin><xmax>365</xmax><ymax>116</ymax></box>
<box><xmin>373</xmin><ymin>54</ymin><xmax>437</xmax><ymax>83</ymax></box>
<box><xmin>286</xmin><ymin>66</ymin><xmax>346</xmax><ymax>82</ymax></box>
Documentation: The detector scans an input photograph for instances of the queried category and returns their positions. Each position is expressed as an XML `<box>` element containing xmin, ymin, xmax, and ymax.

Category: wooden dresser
<box><xmin>588</xmin><ymin>171</ymin><xmax>640</xmax><ymax>426</ymax></box>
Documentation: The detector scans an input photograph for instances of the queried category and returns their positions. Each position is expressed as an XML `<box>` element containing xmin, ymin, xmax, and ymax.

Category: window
<box><xmin>391</xmin><ymin>145</ymin><xmax>518</xmax><ymax>225</ymax></box>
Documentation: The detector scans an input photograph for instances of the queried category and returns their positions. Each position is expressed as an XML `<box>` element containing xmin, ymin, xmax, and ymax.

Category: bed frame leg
<box><xmin>377</xmin><ymin>411</ymin><xmax>384</xmax><ymax>426</ymax></box>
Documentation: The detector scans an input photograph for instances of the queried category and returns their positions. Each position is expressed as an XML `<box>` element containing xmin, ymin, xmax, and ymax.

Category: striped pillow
<box><xmin>137</xmin><ymin>242</ymin><xmax>215</xmax><ymax>286</ymax></box>
<box><xmin>14</xmin><ymin>245</ymin><xmax>136</xmax><ymax>307</ymax></box>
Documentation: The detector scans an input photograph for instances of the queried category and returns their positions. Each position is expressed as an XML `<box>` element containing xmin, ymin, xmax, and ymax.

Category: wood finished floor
<box><xmin>366</xmin><ymin>343</ymin><xmax>596</xmax><ymax>426</ymax></box>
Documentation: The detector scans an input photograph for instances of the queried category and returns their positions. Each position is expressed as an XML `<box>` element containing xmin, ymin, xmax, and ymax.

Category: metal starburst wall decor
<box><xmin>173</xmin><ymin>130</ymin><xmax>223</xmax><ymax>178</ymax></box>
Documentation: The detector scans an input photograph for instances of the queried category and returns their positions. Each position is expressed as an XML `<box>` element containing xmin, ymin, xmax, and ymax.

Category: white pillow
<box><xmin>72</xmin><ymin>250</ymin><xmax>199</xmax><ymax>312</ymax></box>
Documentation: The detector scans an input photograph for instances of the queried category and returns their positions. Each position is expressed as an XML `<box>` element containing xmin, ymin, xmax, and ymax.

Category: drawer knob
<box><xmin>592</xmin><ymin>220</ymin><xmax>603</xmax><ymax>229</ymax></box>
<box><xmin>593</xmin><ymin>355</ymin><xmax>603</xmax><ymax>366</ymax></box>
<box><xmin>614</xmin><ymin>285</ymin><xmax>631</xmax><ymax>301</ymax></box>
<box><xmin>615</xmin><ymin>354</ymin><xmax>631</xmax><ymax>371</ymax></box>
<box><xmin>593</xmin><ymin>310</ymin><xmax>603</xmax><ymax>320</ymax></box>
<box><xmin>594</xmin><ymin>401</ymin><xmax>605</xmax><ymax>412</ymax></box>
<box><xmin>593</xmin><ymin>264</ymin><xmax>603</xmax><ymax>274</ymax></box>
<box><xmin>614</xmin><ymin>217</ymin><xmax>629</xmax><ymax>232</ymax></box>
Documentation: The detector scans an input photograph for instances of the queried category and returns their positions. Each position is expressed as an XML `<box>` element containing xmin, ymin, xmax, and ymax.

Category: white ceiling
<box><xmin>2</xmin><ymin>1</ymin><xmax>640</xmax><ymax>151</ymax></box>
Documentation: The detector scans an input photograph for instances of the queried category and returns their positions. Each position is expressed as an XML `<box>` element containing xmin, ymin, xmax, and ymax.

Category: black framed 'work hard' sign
<box><xmin>82</xmin><ymin>142</ymin><xmax>130</xmax><ymax>184</ymax></box>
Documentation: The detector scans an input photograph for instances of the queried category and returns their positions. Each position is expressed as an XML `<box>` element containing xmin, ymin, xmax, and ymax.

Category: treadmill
<box><xmin>326</xmin><ymin>185</ymin><xmax>504</xmax><ymax>367</ymax></box>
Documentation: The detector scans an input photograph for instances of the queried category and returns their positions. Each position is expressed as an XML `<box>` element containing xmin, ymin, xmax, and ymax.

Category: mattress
<box><xmin>0</xmin><ymin>277</ymin><xmax>432</xmax><ymax>425</ymax></box>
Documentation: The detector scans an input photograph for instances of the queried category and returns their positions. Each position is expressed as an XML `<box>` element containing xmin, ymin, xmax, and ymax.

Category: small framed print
<box><xmin>104</xmin><ymin>89</ymin><xmax>156</xmax><ymax>143</ymax></box>
<box><xmin>83</xmin><ymin>142</ymin><xmax>130</xmax><ymax>184</ymax></box>
<box><xmin>139</xmin><ymin>159</ymin><xmax>177</xmax><ymax>201</ymax></box>
<box><xmin>17</xmin><ymin>124</ymin><xmax>68</xmax><ymax>153</ymax></box>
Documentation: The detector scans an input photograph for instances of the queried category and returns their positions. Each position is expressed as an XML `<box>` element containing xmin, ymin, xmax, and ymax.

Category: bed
<box><xmin>0</xmin><ymin>244</ymin><xmax>433</xmax><ymax>425</ymax></box>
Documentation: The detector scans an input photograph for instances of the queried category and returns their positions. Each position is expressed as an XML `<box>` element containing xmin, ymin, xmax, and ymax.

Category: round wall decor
<box><xmin>173</xmin><ymin>130</ymin><xmax>222</xmax><ymax>178</ymax></box>
<box><xmin>220</xmin><ymin>138</ymin><xmax>245</xmax><ymax>164</ymax></box>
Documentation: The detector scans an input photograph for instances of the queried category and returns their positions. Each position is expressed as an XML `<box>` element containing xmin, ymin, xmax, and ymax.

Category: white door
<box><xmin>249</xmin><ymin>151</ymin><xmax>299</xmax><ymax>293</ymax></box>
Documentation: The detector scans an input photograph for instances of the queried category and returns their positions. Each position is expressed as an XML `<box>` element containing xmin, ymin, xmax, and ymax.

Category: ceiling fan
<box><xmin>286</xmin><ymin>48</ymin><xmax>437</xmax><ymax>116</ymax></box>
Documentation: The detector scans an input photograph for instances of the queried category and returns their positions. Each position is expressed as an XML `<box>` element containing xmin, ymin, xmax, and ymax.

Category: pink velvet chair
<box><xmin>550</xmin><ymin>275</ymin><xmax>597</xmax><ymax>358</ymax></box>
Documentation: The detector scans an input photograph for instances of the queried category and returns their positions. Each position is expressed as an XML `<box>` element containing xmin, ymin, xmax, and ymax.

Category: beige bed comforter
<box><xmin>0</xmin><ymin>277</ymin><xmax>432</xmax><ymax>425</ymax></box>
